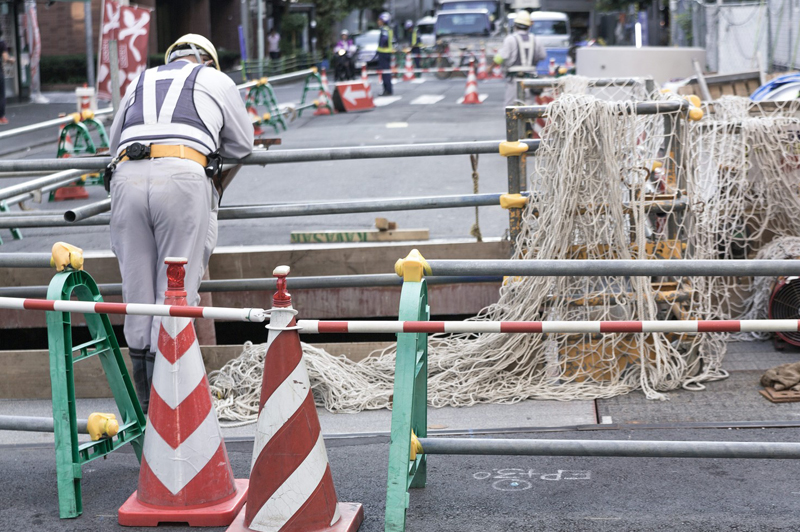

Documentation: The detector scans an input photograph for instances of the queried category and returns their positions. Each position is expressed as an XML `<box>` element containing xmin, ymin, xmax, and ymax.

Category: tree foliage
<box><xmin>595</xmin><ymin>0</ymin><xmax>653</xmax><ymax>12</ymax></box>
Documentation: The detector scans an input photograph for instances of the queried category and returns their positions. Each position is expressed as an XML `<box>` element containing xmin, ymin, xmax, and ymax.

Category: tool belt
<box><xmin>104</xmin><ymin>143</ymin><xmax>220</xmax><ymax>193</ymax></box>
<box><xmin>120</xmin><ymin>143</ymin><xmax>208</xmax><ymax>167</ymax></box>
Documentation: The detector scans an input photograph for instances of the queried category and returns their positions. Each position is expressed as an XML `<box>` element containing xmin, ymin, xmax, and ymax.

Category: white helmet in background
<box><xmin>165</xmin><ymin>34</ymin><xmax>220</xmax><ymax>71</ymax></box>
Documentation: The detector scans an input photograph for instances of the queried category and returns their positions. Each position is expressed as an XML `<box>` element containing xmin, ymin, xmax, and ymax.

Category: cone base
<box><xmin>226</xmin><ymin>502</ymin><xmax>364</xmax><ymax>532</ymax></box>
<box><xmin>314</xmin><ymin>108</ymin><xmax>332</xmax><ymax>116</ymax></box>
<box><xmin>53</xmin><ymin>186</ymin><xmax>90</xmax><ymax>201</ymax></box>
<box><xmin>119</xmin><ymin>479</ymin><xmax>249</xmax><ymax>527</ymax></box>
<box><xmin>462</xmin><ymin>96</ymin><xmax>482</xmax><ymax>105</ymax></box>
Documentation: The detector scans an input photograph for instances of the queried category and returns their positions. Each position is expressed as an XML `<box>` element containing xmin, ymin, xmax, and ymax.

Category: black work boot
<box><xmin>129</xmin><ymin>347</ymin><xmax>151</xmax><ymax>414</ymax></box>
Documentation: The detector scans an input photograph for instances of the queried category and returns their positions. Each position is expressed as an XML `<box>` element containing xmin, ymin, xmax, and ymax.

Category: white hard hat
<box><xmin>165</xmin><ymin>34</ymin><xmax>220</xmax><ymax>71</ymax></box>
<box><xmin>514</xmin><ymin>11</ymin><xmax>532</xmax><ymax>27</ymax></box>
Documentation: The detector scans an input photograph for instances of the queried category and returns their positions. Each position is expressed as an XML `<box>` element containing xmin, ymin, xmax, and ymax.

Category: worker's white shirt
<box><xmin>499</xmin><ymin>29</ymin><xmax>547</xmax><ymax>73</ymax></box>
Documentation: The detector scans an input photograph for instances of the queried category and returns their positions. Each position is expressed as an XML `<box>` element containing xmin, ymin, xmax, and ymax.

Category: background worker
<box><xmin>376</xmin><ymin>12</ymin><xmax>394</xmax><ymax>96</ymax></box>
<box><xmin>268</xmin><ymin>28</ymin><xmax>281</xmax><ymax>60</ymax></box>
<box><xmin>405</xmin><ymin>19</ymin><xmax>421</xmax><ymax>71</ymax></box>
<box><xmin>495</xmin><ymin>11</ymin><xmax>546</xmax><ymax>106</ymax></box>
<box><xmin>106</xmin><ymin>34</ymin><xmax>253</xmax><ymax>413</ymax></box>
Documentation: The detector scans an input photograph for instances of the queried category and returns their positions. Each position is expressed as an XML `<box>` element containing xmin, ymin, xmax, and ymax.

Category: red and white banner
<box><xmin>97</xmin><ymin>0</ymin><xmax>152</xmax><ymax>101</ymax></box>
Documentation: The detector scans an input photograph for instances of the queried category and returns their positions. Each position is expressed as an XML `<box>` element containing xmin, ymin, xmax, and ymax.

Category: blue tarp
<box><xmin>537</xmin><ymin>48</ymin><xmax>569</xmax><ymax>77</ymax></box>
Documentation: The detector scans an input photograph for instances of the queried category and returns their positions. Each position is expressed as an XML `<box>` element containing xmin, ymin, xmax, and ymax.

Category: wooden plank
<box><xmin>290</xmin><ymin>228</ymin><xmax>430</xmax><ymax>244</ymax></box>
<box><xmin>720</xmin><ymin>84</ymin><xmax>735</xmax><ymax>96</ymax></box>
<box><xmin>733</xmin><ymin>81</ymin><xmax>749</xmax><ymax>96</ymax></box>
<box><xmin>709</xmin><ymin>86</ymin><xmax>723</xmax><ymax>100</ymax></box>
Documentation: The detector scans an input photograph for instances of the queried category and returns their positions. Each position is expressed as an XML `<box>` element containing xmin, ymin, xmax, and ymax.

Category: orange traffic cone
<box><xmin>490</xmin><ymin>49</ymin><xmax>504</xmax><ymax>79</ymax></box>
<box><xmin>118</xmin><ymin>258</ymin><xmax>248</xmax><ymax>527</ymax></box>
<box><xmin>361</xmin><ymin>65</ymin><xmax>371</xmax><ymax>97</ymax></box>
<box><xmin>461</xmin><ymin>61</ymin><xmax>481</xmax><ymax>104</ymax></box>
<box><xmin>476</xmin><ymin>48</ymin><xmax>488</xmax><ymax>80</ymax></box>
<box><xmin>320</xmin><ymin>67</ymin><xmax>331</xmax><ymax>96</ymax></box>
<box><xmin>247</xmin><ymin>105</ymin><xmax>264</xmax><ymax>136</ymax></box>
<box><xmin>548</xmin><ymin>57</ymin><xmax>556</xmax><ymax>76</ymax></box>
<box><xmin>403</xmin><ymin>52</ymin><xmax>415</xmax><ymax>82</ymax></box>
<box><xmin>227</xmin><ymin>266</ymin><xmax>364</xmax><ymax>532</ymax></box>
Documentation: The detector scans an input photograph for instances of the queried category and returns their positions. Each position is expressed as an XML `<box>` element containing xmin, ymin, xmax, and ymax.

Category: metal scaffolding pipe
<box><xmin>0</xmin><ymin>139</ymin><xmax>541</xmax><ymax>172</ymax></box>
<box><xmin>219</xmin><ymin>192</ymin><xmax>530</xmax><ymax>219</ymax></box>
<box><xmin>0</xmin><ymin>414</ymin><xmax>88</xmax><ymax>434</ymax></box>
<box><xmin>0</xmin><ymin>192</ymin><xmax>531</xmax><ymax>228</ymax></box>
<box><xmin>1</xmin><ymin>175</ymin><xmax>85</xmax><ymax>207</ymax></box>
<box><xmin>0</xmin><ymin>274</ymin><xmax>503</xmax><ymax>298</ymax></box>
<box><xmin>237</xmin><ymin>68</ymin><xmax>316</xmax><ymax>90</ymax></box>
<box><xmin>64</xmin><ymin>198</ymin><xmax>111</xmax><ymax>222</ymax></box>
<box><xmin>519</xmin><ymin>78</ymin><xmax>645</xmax><ymax>89</ymax></box>
<box><xmin>510</xmin><ymin>100</ymin><xmax>689</xmax><ymax>119</ymax></box>
<box><xmin>418</xmin><ymin>437</ymin><xmax>800</xmax><ymax>460</ymax></box>
<box><xmin>0</xmin><ymin>108</ymin><xmax>113</xmax><ymax>142</ymax></box>
<box><xmin>425</xmin><ymin>259</ymin><xmax>800</xmax><ymax>277</ymax></box>
<box><xmin>0</xmin><ymin>253</ymin><xmax>54</xmax><ymax>268</ymax></box>
<box><xmin>0</xmin><ymin>170</ymin><xmax>86</xmax><ymax>202</ymax></box>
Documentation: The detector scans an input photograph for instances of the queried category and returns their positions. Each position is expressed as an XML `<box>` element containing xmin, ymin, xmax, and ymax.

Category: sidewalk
<box><xmin>0</xmin><ymin>92</ymin><xmax>85</xmax><ymax>159</ymax></box>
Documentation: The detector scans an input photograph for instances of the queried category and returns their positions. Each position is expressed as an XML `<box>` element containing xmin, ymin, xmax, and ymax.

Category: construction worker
<box><xmin>377</xmin><ymin>12</ymin><xmax>394</xmax><ymax>96</ymax></box>
<box><xmin>106</xmin><ymin>34</ymin><xmax>253</xmax><ymax>413</ymax></box>
<box><xmin>405</xmin><ymin>19</ymin><xmax>421</xmax><ymax>71</ymax></box>
<box><xmin>495</xmin><ymin>11</ymin><xmax>546</xmax><ymax>107</ymax></box>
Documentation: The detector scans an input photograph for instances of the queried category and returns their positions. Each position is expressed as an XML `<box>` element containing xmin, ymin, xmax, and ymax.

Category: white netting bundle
<box><xmin>209</xmin><ymin>91</ymin><xmax>800</xmax><ymax>425</ymax></box>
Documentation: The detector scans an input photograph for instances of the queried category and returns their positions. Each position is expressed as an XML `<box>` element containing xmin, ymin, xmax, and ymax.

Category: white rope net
<box><xmin>209</xmin><ymin>92</ymin><xmax>800</xmax><ymax>424</ymax></box>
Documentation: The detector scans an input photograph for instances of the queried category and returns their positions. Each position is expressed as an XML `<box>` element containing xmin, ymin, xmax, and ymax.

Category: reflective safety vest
<box><xmin>119</xmin><ymin>61</ymin><xmax>216</xmax><ymax>155</ymax></box>
<box><xmin>507</xmin><ymin>32</ymin><xmax>537</xmax><ymax>74</ymax></box>
<box><xmin>411</xmin><ymin>29</ymin><xmax>418</xmax><ymax>47</ymax></box>
<box><xmin>377</xmin><ymin>27</ymin><xmax>393</xmax><ymax>54</ymax></box>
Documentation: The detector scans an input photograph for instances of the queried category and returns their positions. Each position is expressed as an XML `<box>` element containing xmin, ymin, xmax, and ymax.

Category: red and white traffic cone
<box><xmin>313</xmin><ymin>88</ymin><xmax>332</xmax><ymax>116</ymax></box>
<box><xmin>320</xmin><ymin>67</ymin><xmax>331</xmax><ymax>96</ymax></box>
<box><xmin>476</xmin><ymin>48</ymin><xmax>488</xmax><ymax>80</ymax></box>
<box><xmin>490</xmin><ymin>50</ymin><xmax>504</xmax><ymax>79</ymax></box>
<box><xmin>548</xmin><ymin>57</ymin><xmax>556</xmax><ymax>77</ymax></box>
<box><xmin>247</xmin><ymin>105</ymin><xmax>264</xmax><ymax>136</ymax></box>
<box><xmin>461</xmin><ymin>61</ymin><xmax>481</xmax><ymax>104</ymax></box>
<box><xmin>390</xmin><ymin>53</ymin><xmax>398</xmax><ymax>78</ymax></box>
<box><xmin>565</xmin><ymin>54</ymin><xmax>574</xmax><ymax>73</ymax></box>
<box><xmin>403</xmin><ymin>52</ymin><xmax>415</xmax><ymax>82</ymax></box>
<box><xmin>118</xmin><ymin>258</ymin><xmax>248</xmax><ymax>527</ymax></box>
<box><xmin>227</xmin><ymin>266</ymin><xmax>364</xmax><ymax>532</ymax></box>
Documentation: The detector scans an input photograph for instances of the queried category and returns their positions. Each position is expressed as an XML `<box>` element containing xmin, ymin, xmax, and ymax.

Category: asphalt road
<box><xmin>0</xmin><ymin>76</ymin><xmax>512</xmax><ymax>252</ymax></box>
<box><xmin>2</xmin><ymin>426</ymin><xmax>799</xmax><ymax>532</ymax></box>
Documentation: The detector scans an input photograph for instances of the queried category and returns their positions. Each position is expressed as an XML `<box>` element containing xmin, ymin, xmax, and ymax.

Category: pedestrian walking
<box><xmin>377</xmin><ymin>12</ymin><xmax>394</xmax><ymax>96</ymax></box>
<box><xmin>105</xmin><ymin>34</ymin><xmax>254</xmax><ymax>413</ymax></box>
<box><xmin>268</xmin><ymin>28</ymin><xmax>281</xmax><ymax>60</ymax></box>
<box><xmin>0</xmin><ymin>28</ymin><xmax>15</xmax><ymax>125</ymax></box>
<box><xmin>405</xmin><ymin>19</ymin><xmax>421</xmax><ymax>71</ymax></box>
<box><xmin>494</xmin><ymin>11</ymin><xmax>546</xmax><ymax>106</ymax></box>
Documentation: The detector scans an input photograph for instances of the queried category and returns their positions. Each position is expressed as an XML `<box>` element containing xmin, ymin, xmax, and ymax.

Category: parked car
<box><xmin>354</xmin><ymin>29</ymin><xmax>381</xmax><ymax>68</ymax></box>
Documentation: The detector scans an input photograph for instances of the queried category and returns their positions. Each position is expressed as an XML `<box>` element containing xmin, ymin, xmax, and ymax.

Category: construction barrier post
<box><xmin>227</xmin><ymin>266</ymin><xmax>364</xmax><ymax>532</ymax></box>
<box><xmin>46</xmin><ymin>268</ymin><xmax>146</xmax><ymax>519</ymax></box>
<box><xmin>384</xmin><ymin>269</ymin><xmax>429</xmax><ymax>532</ymax></box>
<box><xmin>504</xmin><ymin>107</ymin><xmax>526</xmax><ymax>248</ymax></box>
<box><xmin>0</xmin><ymin>200</ymin><xmax>23</xmax><ymax>242</ymax></box>
<box><xmin>118</xmin><ymin>258</ymin><xmax>247</xmax><ymax>527</ymax></box>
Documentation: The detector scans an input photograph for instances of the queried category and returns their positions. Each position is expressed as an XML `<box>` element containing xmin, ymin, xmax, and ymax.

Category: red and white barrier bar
<box><xmin>297</xmin><ymin>319</ymin><xmax>800</xmax><ymax>334</ymax></box>
<box><xmin>0</xmin><ymin>296</ymin><xmax>268</xmax><ymax>322</ymax></box>
<box><xmin>366</xmin><ymin>67</ymin><xmax>473</xmax><ymax>76</ymax></box>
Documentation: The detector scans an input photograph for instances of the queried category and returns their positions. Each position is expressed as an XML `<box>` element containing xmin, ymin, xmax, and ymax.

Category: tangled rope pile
<box><xmin>209</xmin><ymin>91</ymin><xmax>800</xmax><ymax>424</ymax></box>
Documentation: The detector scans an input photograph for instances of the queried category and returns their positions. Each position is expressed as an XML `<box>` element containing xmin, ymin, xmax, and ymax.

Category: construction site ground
<box><xmin>2</xmin><ymin>78</ymin><xmax>800</xmax><ymax>531</ymax></box>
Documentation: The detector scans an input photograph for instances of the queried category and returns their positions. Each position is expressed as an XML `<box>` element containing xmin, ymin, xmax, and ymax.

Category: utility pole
<box><xmin>84</xmin><ymin>0</ymin><xmax>95</xmax><ymax>87</ymax></box>
<box><xmin>241</xmin><ymin>0</ymin><xmax>251</xmax><ymax>61</ymax></box>
<box><xmin>257</xmin><ymin>0</ymin><xmax>265</xmax><ymax>76</ymax></box>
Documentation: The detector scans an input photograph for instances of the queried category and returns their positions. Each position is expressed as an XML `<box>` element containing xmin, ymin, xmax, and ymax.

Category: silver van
<box><xmin>529</xmin><ymin>11</ymin><xmax>570</xmax><ymax>48</ymax></box>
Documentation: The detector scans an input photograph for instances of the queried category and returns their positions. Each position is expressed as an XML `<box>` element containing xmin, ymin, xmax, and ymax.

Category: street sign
<box><xmin>332</xmin><ymin>81</ymin><xmax>375</xmax><ymax>112</ymax></box>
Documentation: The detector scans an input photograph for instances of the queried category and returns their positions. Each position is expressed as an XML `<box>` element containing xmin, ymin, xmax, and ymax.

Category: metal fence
<box><xmin>674</xmin><ymin>0</ymin><xmax>800</xmax><ymax>74</ymax></box>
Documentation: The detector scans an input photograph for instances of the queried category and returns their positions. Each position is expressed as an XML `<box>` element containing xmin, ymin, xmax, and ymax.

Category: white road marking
<box><xmin>410</xmin><ymin>95</ymin><xmax>445</xmax><ymax>105</ymax></box>
<box><xmin>386</xmin><ymin>122</ymin><xmax>409</xmax><ymax>128</ymax></box>
<box><xmin>373</xmin><ymin>96</ymin><xmax>402</xmax><ymax>107</ymax></box>
<box><xmin>411</xmin><ymin>78</ymin><xmax>426</xmax><ymax>84</ymax></box>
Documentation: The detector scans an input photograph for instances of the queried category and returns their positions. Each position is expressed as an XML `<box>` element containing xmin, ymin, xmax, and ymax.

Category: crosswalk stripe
<box><xmin>410</xmin><ymin>95</ymin><xmax>445</xmax><ymax>105</ymax></box>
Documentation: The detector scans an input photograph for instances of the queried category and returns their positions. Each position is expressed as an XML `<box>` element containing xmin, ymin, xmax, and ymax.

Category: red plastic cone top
<box><xmin>462</xmin><ymin>62</ymin><xmax>481</xmax><ymax>104</ymax></box>
<box><xmin>227</xmin><ymin>266</ymin><xmax>364</xmax><ymax>532</ymax></box>
<box><xmin>403</xmin><ymin>53</ymin><xmax>415</xmax><ymax>82</ymax></box>
<box><xmin>119</xmin><ymin>258</ymin><xmax>248</xmax><ymax>527</ymax></box>
<box><xmin>313</xmin><ymin>89</ymin><xmax>332</xmax><ymax>116</ymax></box>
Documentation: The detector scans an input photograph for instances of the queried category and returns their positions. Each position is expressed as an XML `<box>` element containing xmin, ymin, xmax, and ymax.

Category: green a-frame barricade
<box><xmin>384</xmin><ymin>273</ymin><xmax>430</xmax><ymax>531</ymax></box>
<box><xmin>46</xmin><ymin>269</ymin><xmax>146</xmax><ymax>518</ymax></box>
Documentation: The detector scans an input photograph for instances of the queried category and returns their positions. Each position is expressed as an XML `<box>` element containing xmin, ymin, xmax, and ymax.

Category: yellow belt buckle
<box><xmin>179</xmin><ymin>145</ymin><xmax>185</xmax><ymax>160</ymax></box>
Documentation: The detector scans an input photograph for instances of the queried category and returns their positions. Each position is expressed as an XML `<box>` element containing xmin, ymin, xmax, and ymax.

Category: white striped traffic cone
<box><xmin>391</xmin><ymin>53</ymin><xmax>398</xmax><ymax>78</ymax></box>
<box><xmin>403</xmin><ymin>52</ymin><xmax>415</xmax><ymax>82</ymax></box>
<box><xmin>118</xmin><ymin>258</ymin><xmax>248</xmax><ymax>527</ymax></box>
<box><xmin>320</xmin><ymin>67</ymin><xmax>331</xmax><ymax>96</ymax></box>
<box><xmin>490</xmin><ymin>50</ymin><xmax>504</xmax><ymax>79</ymax></box>
<box><xmin>361</xmin><ymin>64</ymin><xmax>371</xmax><ymax>96</ymax></box>
<box><xmin>476</xmin><ymin>48</ymin><xmax>488</xmax><ymax>80</ymax></box>
<box><xmin>548</xmin><ymin>57</ymin><xmax>556</xmax><ymax>76</ymax></box>
<box><xmin>227</xmin><ymin>266</ymin><xmax>364</xmax><ymax>532</ymax></box>
<box><xmin>461</xmin><ymin>61</ymin><xmax>481</xmax><ymax>104</ymax></box>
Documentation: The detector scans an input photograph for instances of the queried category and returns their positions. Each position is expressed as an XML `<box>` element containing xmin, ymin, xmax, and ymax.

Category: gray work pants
<box><xmin>110</xmin><ymin>158</ymin><xmax>218</xmax><ymax>351</ymax></box>
<box><xmin>505</xmin><ymin>77</ymin><xmax>520</xmax><ymax>107</ymax></box>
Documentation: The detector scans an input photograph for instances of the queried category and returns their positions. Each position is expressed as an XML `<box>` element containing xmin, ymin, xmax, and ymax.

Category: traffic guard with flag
<box><xmin>227</xmin><ymin>266</ymin><xmax>364</xmax><ymax>532</ymax></box>
<box><xmin>333</xmin><ymin>81</ymin><xmax>375</xmax><ymax>112</ymax></box>
<box><xmin>118</xmin><ymin>258</ymin><xmax>248</xmax><ymax>527</ymax></box>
